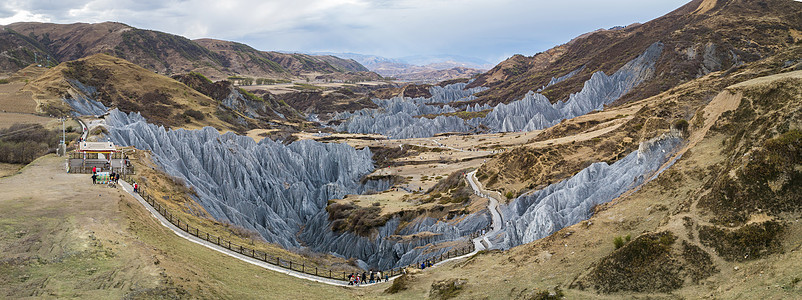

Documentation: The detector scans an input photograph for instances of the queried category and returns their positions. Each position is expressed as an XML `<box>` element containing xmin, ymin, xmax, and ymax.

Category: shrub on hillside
<box><xmin>183</xmin><ymin>109</ymin><xmax>206</xmax><ymax>121</ymax></box>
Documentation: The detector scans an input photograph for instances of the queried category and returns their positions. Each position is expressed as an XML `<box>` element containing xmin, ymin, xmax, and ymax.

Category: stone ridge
<box><xmin>498</xmin><ymin>131</ymin><xmax>682</xmax><ymax>248</ymax></box>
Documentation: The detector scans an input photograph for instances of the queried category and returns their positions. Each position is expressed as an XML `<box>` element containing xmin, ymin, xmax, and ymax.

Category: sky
<box><xmin>0</xmin><ymin>0</ymin><xmax>692</xmax><ymax>64</ymax></box>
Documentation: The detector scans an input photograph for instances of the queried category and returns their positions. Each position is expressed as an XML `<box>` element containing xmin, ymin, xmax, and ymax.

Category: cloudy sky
<box><xmin>1</xmin><ymin>0</ymin><xmax>691</xmax><ymax>64</ymax></box>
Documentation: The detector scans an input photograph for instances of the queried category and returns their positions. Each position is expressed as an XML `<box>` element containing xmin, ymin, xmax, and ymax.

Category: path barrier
<box><xmin>123</xmin><ymin>174</ymin><xmax>488</xmax><ymax>283</ymax></box>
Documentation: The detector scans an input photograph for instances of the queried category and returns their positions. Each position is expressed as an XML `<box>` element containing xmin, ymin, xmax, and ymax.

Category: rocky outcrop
<box><xmin>333</xmin><ymin>83</ymin><xmax>487</xmax><ymax>138</ymax></box>
<box><xmin>334</xmin><ymin>43</ymin><xmax>663</xmax><ymax>138</ymax></box>
<box><xmin>478</xmin><ymin>42</ymin><xmax>663</xmax><ymax>132</ymax></box>
<box><xmin>497</xmin><ymin>132</ymin><xmax>682</xmax><ymax>249</ymax></box>
<box><xmin>536</xmin><ymin>66</ymin><xmax>585</xmax><ymax>92</ymax></box>
<box><xmin>339</xmin><ymin>113</ymin><xmax>473</xmax><ymax>139</ymax></box>
<box><xmin>63</xmin><ymin>80</ymin><xmax>108</xmax><ymax>116</ymax></box>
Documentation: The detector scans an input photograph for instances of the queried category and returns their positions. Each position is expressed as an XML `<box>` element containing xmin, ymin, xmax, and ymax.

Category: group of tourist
<box><xmin>90</xmin><ymin>166</ymin><xmax>120</xmax><ymax>185</ymax></box>
<box><xmin>347</xmin><ymin>270</ymin><xmax>389</xmax><ymax>286</ymax></box>
<box><xmin>419</xmin><ymin>260</ymin><xmax>433</xmax><ymax>269</ymax></box>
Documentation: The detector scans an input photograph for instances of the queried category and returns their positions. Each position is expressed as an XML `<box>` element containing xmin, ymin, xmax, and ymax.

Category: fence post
<box><xmin>302</xmin><ymin>263</ymin><xmax>304</xmax><ymax>273</ymax></box>
<box><xmin>228</xmin><ymin>241</ymin><xmax>231</xmax><ymax>249</ymax></box>
<box><xmin>289</xmin><ymin>261</ymin><xmax>292</xmax><ymax>270</ymax></box>
<box><xmin>315</xmin><ymin>267</ymin><xmax>318</xmax><ymax>276</ymax></box>
<box><xmin>277</xmin><ymin>257</ymin><xmax>280</xmax><ymax>266</ymax></box>
<box><xmin>206</xmin><ymin>232</ymin><xmax>209</xmax><ymax>241</ymax></box>
<box><xmin>329</xmin><ymin>270</ymin><xmax>331</xmax><ymax>278</ymax></box>
<box><xmin>252</xmin><ymin>249</ymin><xmax>254</xmax><ymax>257</ymax></box>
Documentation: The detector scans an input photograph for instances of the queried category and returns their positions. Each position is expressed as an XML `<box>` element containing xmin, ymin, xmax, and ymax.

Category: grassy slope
<box><xmin>0</xmin><ymin>155</ymin><xmax>357</xmax><ymax>299</ymax></box>
<box><xmin>21</xmin><ymin>53</ymin><xmax>236</xmax><ymax>130</ymax></box>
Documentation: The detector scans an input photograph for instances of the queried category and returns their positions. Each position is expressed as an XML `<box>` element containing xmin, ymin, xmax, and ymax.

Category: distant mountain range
<box><xmin>311</xmin><ymin>52</ymin><xmax>494</xmax><ymax>83</ymax></box>
<box><xmin>0</xmin><ymin>22</ymin><xmax>378</xmax><ymax>81</ymax></box>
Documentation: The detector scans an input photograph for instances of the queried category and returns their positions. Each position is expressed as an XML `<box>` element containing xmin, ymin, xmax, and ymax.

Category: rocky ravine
<box><xmin>106</xmin><ymin>109</ymin><xmax>490</xmax><ymax>269</ymax></box>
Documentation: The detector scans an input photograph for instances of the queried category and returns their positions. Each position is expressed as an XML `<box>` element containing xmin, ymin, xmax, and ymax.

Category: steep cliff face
<box><xmin>106</xmin><ymin>109</ymin><xmax>489</xmax><ymax>269</ymax></box>
<box><xmin>106</xmin><ymin>109</ymin><xmax>375</xmax><ymax>248</ymax></box>
<box><xmin>497</xmin><ymin>132</ymin><xmax>682</xmax><ymax>249</ymax></box>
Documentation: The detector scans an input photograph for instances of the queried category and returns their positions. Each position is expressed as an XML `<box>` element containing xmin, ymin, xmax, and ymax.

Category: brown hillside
<box><xmin>1</xmin><ymin>22</ymin><xmax>374</xmax><ymax>81</ymax></box>
<box><xmin>467</xmin><ymin>0</ymin><xmax>802</xmax><ymax>106</ymax></box>
<box><xmin>22</xmin><ymin>54</ymin><xmax>236</xmax><ymax>130</ymax></box>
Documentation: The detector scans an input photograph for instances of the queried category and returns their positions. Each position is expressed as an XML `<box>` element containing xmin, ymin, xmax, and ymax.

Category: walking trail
<box><xmin>431</xmin><ymin>170</ymin><xmax>503</xmax><ymax>267</ymax></box>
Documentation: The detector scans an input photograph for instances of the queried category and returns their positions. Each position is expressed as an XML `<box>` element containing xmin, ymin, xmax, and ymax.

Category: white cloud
<box><xmin>0</xmin><ymin>0</ymin><xmax>691</xmax><ymax>63</ymax></box>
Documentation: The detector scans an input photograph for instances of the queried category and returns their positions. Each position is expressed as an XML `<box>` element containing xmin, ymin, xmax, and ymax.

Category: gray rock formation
<box><xmin>334</xmin><ymin>42</ymin><xmax>663</xmax><ymax>138</ymax></box>
<box><xmin>497</xmin><ymin>132</ymin><xmax>682</xmax><ymax>249</ymax></box>
<box><xmin>106</xmin><ymin>109</ymin><xmax>375</xmax><ymax>248</ymax></box>
<box><xmin>536</xmin><ymin>66</ymin><xmax>585</xmax><ymax>92</ymax></box>
<box><xmin>63</xmin><ymin>80</ymin><xmax>108</xmax><ymax>116</ymax></box>
<box><xmin>333</xmin><ymin>82</ymin><xmax>487</xmax><ymax>138</ymax></box>
<box><xmin>479</xmin><ymin>42</ymin><xmax>663</xmax><ymax>132</ymax></box>
<box><xmin>105</xmin><ymin>109</ymin><xmax>489</xmax><ymax>269</ymax></box>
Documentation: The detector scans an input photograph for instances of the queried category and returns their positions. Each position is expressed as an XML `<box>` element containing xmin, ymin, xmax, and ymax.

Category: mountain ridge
<box><xmin>0</xmin><ymin>22</ymin><xmax>378</xmax><ymax>81</ymax></box>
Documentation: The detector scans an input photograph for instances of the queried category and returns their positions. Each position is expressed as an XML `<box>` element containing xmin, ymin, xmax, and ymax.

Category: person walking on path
<box><xmin>92</xmin><ymin>166</ymin><xmax>96</xmax><ymax>174</ymax></box>
<box><xmin>91</xmin><ymin>173</ymin><xmax>97</xmax><ymax>184</ymax></box>
<box><xmin>361</xmin><ymin>272</ymin><xmax>367</xmax><ymax>284</ymax></box>
<box><xmin>133</xmin><ymin>182</ymin><xmax>139</xmax><ymax>193</ymax></box>
<box><xmin>385</xmin><ymin>273</ymin><xmax>389</xmax><ymax>282</ymax></box>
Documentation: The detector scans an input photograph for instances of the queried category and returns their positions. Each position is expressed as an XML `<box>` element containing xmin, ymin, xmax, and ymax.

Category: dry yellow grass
<box><xmin>0</xmin><ymin>155</ymin><xmax>358</xmax><ymax>298</ymax></box>
<box><xmin>0</xmin><ymin>112</ymin><xmax>53</xmax><ymax>129</ymax></box>
<box><xmin>0</xmin><ymin>82</ymin><xmax>37</xmax><ymax>113</ymax></box>
<box><xmin>21</xmin><ymin>54</ymin><xmax>235</xmax><ymax>130</ymax></box>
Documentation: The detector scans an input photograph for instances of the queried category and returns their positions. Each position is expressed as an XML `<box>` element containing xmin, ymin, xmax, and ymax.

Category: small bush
<box><xmin>505</xmin><ymin>191</ymin><xmax>515</xmax><ymax>199</ymax></box>
<box><xmin>672</xmin><ymin>118</ymin><xmax>689</xmax><ymax>133</ymax></box>
<box><xmin>527</xmin><ymin>286</ymin><xmax>565</xmax><ymax>300</ymax></box>
<box><xmin>385</xmin><ymin>274</ymin><xmax>411</xmax><ymax>294</ymax></box>
<box><xmin>429</xmin><ymin>278</ymin><xmax>466</xmax><ymax>300</ymax></box>
<box><xmin>183</xmin><ymin>109</ymin><xmax>205</xmax><ymax>120</ymax></box>
<box><xmin>613</xmin><ymin>236</ymin><xmax>625</xmax><ymax>249</ymax></box>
